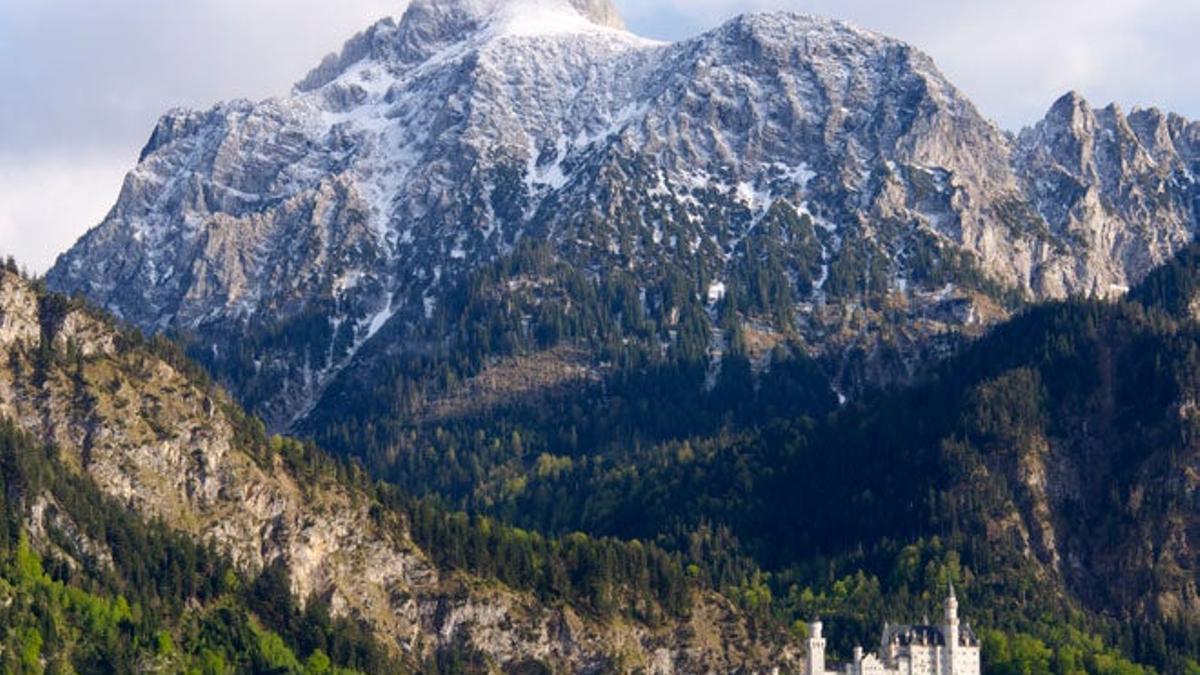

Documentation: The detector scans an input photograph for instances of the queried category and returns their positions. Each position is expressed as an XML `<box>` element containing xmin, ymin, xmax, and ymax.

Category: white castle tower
<box><xmin>806</xmin><ymin>621</ymin><xmax>828</xmax><ymax>675</ymax></box>
<box><xmin>945</xmin><ymin>583</ymin><xmax>960</xmax><ymax>662</ymax></box>
<box><xmin>804</xmin><ymin>584</ymin><xmax>980</xmax><ymax>675</ymax></box>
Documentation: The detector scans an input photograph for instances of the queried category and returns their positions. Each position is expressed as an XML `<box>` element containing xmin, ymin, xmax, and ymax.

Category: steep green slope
<box><xmin>0</xmin><ymin>421</ymin><xmax>395</xmax><ymax>674</ymax></box>
<box><xmin>0</xmin><ymin>265</ymin><xmax>798</xmax><ymax>672</ymax></box>
<box><xmin>221</xmin><ymin>240</ymin><xmax>849</xmax><ymax>511</ymax></box>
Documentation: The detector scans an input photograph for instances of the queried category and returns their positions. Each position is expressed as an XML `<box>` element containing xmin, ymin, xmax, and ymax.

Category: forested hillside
<box><xmin>10</xmin><ymin>246</ymin><xmax>1200</xmax><ymax>674</ymax></box>
<box><xmin>460</xmin><ymin>243</ymin><xmax>1200</xmax><ymax>674</ymax></box>
<box><xmin>0</xmin><ymin>421</ymin><xmax>402</xmax><ymax>674</ymax></box>
<box><xmin>277</xmin><ymin>239</ymin><xmax>842</xmax><ymax>509</ymax></box>
<box><xmin>0</xmin><ymin>265</ymin><xmax>799</xmax><ymax>673</ymax></box>
<box><xmin>225</xmin><ymin>244</ymin><xmax>1200</xmax><ymax>673</ymax></box>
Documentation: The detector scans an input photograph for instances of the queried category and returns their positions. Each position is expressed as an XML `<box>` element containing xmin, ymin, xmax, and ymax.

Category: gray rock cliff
<box><xmin>47</xmin><ymin>0</ymin><xmax>1199</xmax><ymax>428</ymax></box>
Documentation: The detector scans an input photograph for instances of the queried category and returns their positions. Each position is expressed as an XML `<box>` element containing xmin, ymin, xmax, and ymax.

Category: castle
<box><xmin>805</xmin><ymin>585</ymin><xmax>980</xmax><ymax>675</ymax></box>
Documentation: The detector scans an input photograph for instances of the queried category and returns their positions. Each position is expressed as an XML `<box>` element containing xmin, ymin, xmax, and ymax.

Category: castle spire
<box><xmin>945</xmin><ymin>579</ymin><xmax>961</xmax><ymax>655</ymax></box>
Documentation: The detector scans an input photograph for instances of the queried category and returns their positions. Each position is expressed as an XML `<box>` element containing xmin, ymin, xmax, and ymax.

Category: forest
<box><xmin>192</xmin><ymin>242</ymin><xmax>1200</xmax><ymax>673</ymax></box>
<box><xmin>7</xmin><ymin>241</ymin><xmax>1200</xmax><ymax>672</ymax></box>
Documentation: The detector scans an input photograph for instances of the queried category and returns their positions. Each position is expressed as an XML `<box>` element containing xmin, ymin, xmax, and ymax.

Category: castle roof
<box><xmin>883</xmin><ymin>623</ymin><xmax>979</xmax><ymax>648</ymax></box>
<box><xmin>886</xmin><ymin>624</ymin><xmax>946</xmax><ymax>647</ymax></box>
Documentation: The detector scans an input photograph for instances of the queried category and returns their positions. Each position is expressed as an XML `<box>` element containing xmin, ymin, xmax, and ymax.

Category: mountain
<box><xmin>47</xmin><ymin>0</ymin><xmax>1200</xmax><ymax>437</ymax></box>
<box><xmin>1015</xmin><ymin>92</ymin><xmax>1200</xmax><ymax>296</ymax></box>
<box><xmin>0</xmin><ymin>267</ymin><xmax>798</xmax><ymax>672</ymax></box>
<box><xmin>32</xmin><ymin>1</ymin><xmax>1200</xmax><ymax>670</ymax></box>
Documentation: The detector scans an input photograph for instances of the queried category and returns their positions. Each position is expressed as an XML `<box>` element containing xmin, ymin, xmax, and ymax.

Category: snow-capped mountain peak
<box><xmin>479</xmin><ymin>0</ymin><xmax>624</xmax><ymax>37</ymax></box>
<box><xmin>49</xmin><ymin>8</ymin><xmax>1199</xmax><ymax>431</ymax></box>
<box><xmin>393</xmin><ymin>0</ymin><xmax>631</xmax><ymax>57</ymax></box>
<box><xmin>296</xmin><ymin>0</ymin><xmax>637</xmax><ymax>94</ymax></box>
<box><xmin>406</xmin><ymin>0</ymin><xmax>627</xmax><ymax>33</ymax></box>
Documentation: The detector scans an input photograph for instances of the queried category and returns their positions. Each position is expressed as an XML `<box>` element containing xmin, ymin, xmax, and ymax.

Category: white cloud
<box><xmin>0</xmin><ymin>0</ymin><xmax>404</xmax><ymax>156</ymax></box>
<box><xmin>0</xmin><ymin>154</ymin><xmax>130</xmax><ymax>273</ymax></box>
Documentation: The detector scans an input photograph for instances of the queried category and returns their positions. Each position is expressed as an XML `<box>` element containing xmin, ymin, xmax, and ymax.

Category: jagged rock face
<box><xmin>0</xmin><ymin>270</ymin><xmax>798</xmax><ymax>672</ymax></box>
<box><xmin>47</xmin><ymin>2</ymin><xmax>1200</xmax><ymax>429</ymax></box>
<box><xmin>1015</xmin><ymin>92</ymin><xmax>1200</xmax><ymax>297</ymax></box>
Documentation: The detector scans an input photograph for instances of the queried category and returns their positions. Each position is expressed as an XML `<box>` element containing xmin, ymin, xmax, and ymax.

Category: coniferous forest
<box><xmin>175</xmin><ymin>243</ymin><xmax>1200</xmax><ymax>672</ymax></box>
<box><xmin>6</xmin><ymin>228</ymin><xmax>1200</xmax><ymax>672</ymax></box>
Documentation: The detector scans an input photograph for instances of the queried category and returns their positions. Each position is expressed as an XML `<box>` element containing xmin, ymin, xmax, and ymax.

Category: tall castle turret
<box><xmin>944</xmin><ymin>582</ymin><xmax>960</xmax><ymax>656</ymax></box>
<box><xmin>806</xmin><ymin>621</ymin><xmax>827</xmax><ymax>675</ymax></box>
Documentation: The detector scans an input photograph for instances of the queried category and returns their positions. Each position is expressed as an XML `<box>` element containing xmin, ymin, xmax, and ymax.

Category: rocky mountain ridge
<box><xmin>1014</xmin><ymin>91</ymin><xmax>1200</xmax><ymax>296</ymax></box>
<box><xmin>46</xmin><ymin>0</ymin><xmax>1200</xmax><ymax>431</ymax></box>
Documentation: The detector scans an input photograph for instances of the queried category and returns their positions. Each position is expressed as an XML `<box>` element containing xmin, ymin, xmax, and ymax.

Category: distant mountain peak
<box><xmin>296</xmin><ymin>0</ymin><xmax>629</xmax><ymax>92</ymax></box>
<box><xmin>1052</xmin><ymin>89</ymin><xmax>1089</xmax><ymax>110</ymax></box>
<box><xmin>49</xmin><ymin>5</ymin><xmax>1200</xmax><ymax>432</ymax></box>
<box><xmin>478</xmin><ymin>0</ymin><xmax>626</xmax><ymax>31</ymax></box>
<box><xmin>402</xmin><ymin>0</ymin><xmax>626</xmax><ymax>37</ymax></box>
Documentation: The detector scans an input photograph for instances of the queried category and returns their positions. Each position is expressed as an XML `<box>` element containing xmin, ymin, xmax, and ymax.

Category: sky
<box><xmin>1</xmin><ymin>0</ymin><xmax>1197</xmax><ymax>272</ymax></box>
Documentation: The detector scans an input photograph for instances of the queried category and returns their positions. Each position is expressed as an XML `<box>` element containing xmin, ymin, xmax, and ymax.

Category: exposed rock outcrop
<box><xmin>0</xmin><ymin>270</ymin><xmax>797</xmax><ymax>672</ymax></box>
<box><xmin>46</xmin><ymin>3</ymin><xmax>1199</xmax><ymax>431</ymax></box>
